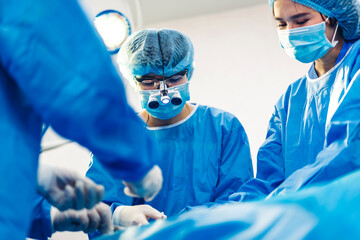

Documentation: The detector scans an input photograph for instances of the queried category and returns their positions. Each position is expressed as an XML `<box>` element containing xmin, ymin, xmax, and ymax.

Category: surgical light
<box><xmin>94</xmin><ymin>9</ymin><xmax>131</xmax><ymax>54</ymax></box>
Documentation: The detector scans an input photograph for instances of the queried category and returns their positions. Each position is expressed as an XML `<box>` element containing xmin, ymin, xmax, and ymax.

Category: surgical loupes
<box><xmin>147</xmin><ymin>93</ymin><xmax>160</xmax><ymax>109</ymax></box>
<box><xmin>170</xmin><ymin>90</ymin><xmax>182</xmax><ymax>105</ymax></box>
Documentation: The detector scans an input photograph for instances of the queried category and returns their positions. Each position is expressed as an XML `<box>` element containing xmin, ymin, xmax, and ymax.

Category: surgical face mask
<box><xmin>277</xmin><ymin>20</ymin><xmax>339</xmax><ymax>63</ymax></box>
<box><xmin>138</xmin><ymin>82</ymin><xmax>190</xmax><ymax>120</ymax></box>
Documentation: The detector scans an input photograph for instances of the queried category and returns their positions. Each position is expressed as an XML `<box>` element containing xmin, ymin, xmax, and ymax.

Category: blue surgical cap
<box><xmin>269</xmin><ymin>0</ymin><xmax>360</xmax><ymax>40</ymax></box>
<box><xmin>117</xmin><ymin>29</ymin><xmax>195</xmax><ymax>86</ymax></box>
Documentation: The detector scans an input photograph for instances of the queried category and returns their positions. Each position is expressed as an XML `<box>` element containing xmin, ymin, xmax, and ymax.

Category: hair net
<box><xmin>117</xmin><ymin>29</ymin><xmax>195</xmax><ymax>87</ymax></box>
<box><xmin>269</xmin><ymin>0</ymin><xmax>360</xmax><ymax>40</ymax></box>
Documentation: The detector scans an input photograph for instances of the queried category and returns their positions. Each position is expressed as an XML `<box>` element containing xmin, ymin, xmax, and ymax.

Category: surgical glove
<box><xmin>123</xmin><ymin>165</ymin><xmax>163</xmax><ymax>202</ymax></box>
<box><xmin>51</xmin><ymin>202</ymin><xmax>113</xmax><ymax>234</ymax></box>
<box><xmin>112</xmin><ymin>204</ymin><xmax>166</xmax><ymax>227</ymax></box>
<box><xmin>37</xmin><ymin>164</ymin><xmax>104</xmax><ymax>211</ymax></box>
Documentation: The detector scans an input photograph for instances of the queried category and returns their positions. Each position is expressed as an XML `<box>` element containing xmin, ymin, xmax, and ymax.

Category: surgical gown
<box><xmin>87</xmin><ymin>104</ymin><xmax>253</xmax><ymax>217</ymax></box>
<box><xmin>27</xmin><ymin>196</ymin><xmax>52</xmax><ymax>240</ymax></box>
<box><xmin>0</xmin><ymin>0</ymin><xmax>158</xmax><ymax>239</ymax></box>
<box><xmin>97</xmin><ymin>168</ymin><xmax>360</xmax><ymax>240</ymax></box>
<box><xmin>230</xmin><ymin>39</ymin><xmax>360</xmax><ymax>201</ymax></box>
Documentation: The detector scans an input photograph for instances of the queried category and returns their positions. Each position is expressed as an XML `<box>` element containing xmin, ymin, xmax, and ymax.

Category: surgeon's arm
<box><xmin>213</xmin><ymin>116</ymin><xmax>253</xmax><ymax>202</ymax></box>
<box><xmin>270</xmin><ymin>75</ymin><xmax>360</xmax><ymax>197</ymax></box>
<box><xmin>86</xmin><ymin>154</ymin><xmax>144</xmax><ymax>212</ymax></box>
<box><xmin>0</xmin><ymin>0</ymin><xmax>158</xmax><ymax>182</ymax></box>
<box><xmin>269</xmin><ymin>124</ymin><xmax>360</xmax><ymax>197</ymax></box>
<box><xmin>229</xmin><ymin>103</ymin><xmax>286</xmax><ymax>202</ymax></box>
<box><xmin>86</xmin><ymin>154</ymin><xmax>135</xmax><ymax>215</ymax></box>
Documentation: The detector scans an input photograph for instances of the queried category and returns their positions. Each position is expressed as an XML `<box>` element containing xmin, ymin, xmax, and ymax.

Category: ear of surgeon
<box><xmin>273</xmin><ymin>0</ymin><xmax>344</xmax><ymax>76</ymax></box>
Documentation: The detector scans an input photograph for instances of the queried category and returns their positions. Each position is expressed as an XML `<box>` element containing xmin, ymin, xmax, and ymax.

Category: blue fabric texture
<box><xmin>0</xmin><ymin>0</ymin><xmax>158</xmax><ymax>238</ymax></box>
<box><xmin>27</xmin><ymin>196</ymin><xmax>53</xmax><ymax>240</ymax></box>
<box><xmin>269</xmin><ymin>0</ymin><xmax>360</xmax><ymax>40</ymax></box>
<box><xmin>117</xmin><ymin>29</ymin><xmax>195</xmax><ymax>86</ymax></box>
<box><xmin>95</xmin><ymin>169</ymin><xmax>360</xmax><ymax>240</ymax></box>
<box><xmin>230</xmin><ymin>39</ymin><xmax>360</xmax><ymax>202</ymax></box>
<box><xmin>87</xmin><ymin>104</ymin><xmax>253</xmax><ymax>217</ymax></box>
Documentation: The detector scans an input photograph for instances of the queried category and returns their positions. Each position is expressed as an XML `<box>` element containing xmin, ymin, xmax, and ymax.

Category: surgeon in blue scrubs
<box><xmin>230</xmin><ymin>0</ymin><xmax>360</xmax><ymax>201</ymax></box>
<box><xmin>0</xmin><ymin>0</ymin><xmax>163</xmax><ymax>239</ymax></box>
<box><xmin>86</xmin><ymin>29</ymin><xmax>253</xmax><ymax>227</ymax></box>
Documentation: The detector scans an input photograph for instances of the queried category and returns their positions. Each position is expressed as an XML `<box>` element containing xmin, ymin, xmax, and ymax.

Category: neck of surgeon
<box><xmin>314</xmin><ymin>28</ymin><xmax>345</xmax><ymax>77</ymax></box>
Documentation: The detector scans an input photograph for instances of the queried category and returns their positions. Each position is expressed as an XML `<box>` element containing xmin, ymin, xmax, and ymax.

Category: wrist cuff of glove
<box><xmin>113</xmin><ymin>206</ymin><xmax>126</xmax><ymax>226</ymax></box>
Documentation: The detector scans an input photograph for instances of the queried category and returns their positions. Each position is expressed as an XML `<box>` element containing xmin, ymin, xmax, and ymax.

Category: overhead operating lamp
<box><xmin>94</xmin><ymin>9</ymin><xmax>131</xmax><ymax>54</ymax></box>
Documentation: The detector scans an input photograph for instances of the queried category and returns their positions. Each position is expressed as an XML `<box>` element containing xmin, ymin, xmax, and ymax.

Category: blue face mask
<box><xmin>277</xmin><ymin>20</ymin><xmax>339</xmax><ymax>63</ymax></box>
<box><xmin>138</xmin><ymin>82</ymin><xmax>190</xmax><ymax>120</ymax></box>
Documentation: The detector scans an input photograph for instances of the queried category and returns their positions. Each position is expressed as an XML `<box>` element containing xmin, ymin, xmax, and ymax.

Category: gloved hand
<box><xmin>37</xmin><ymin>164</ymin><xmax>104</xmax><ymax>211</ymax></box>
<box><xmin>113</xmin><ymin>204</ymin><xmax>167</xmax><ymax>227</ymax></box>
<box><xmin>51</xmin><ymin>202</ymin><xmax>113</xmax><ymax>234</ymax></box>
<box><xmin>123</xmin><ymin>165</ymin><xmax>163</xmax><ymax>202</ymax></box>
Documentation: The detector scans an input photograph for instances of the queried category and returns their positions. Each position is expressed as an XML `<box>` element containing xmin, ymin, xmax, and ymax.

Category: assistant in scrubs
<box><xmin>230</xmin><ymin>0</ymin><xmax>360</xmax><ymax>201</ymax></box>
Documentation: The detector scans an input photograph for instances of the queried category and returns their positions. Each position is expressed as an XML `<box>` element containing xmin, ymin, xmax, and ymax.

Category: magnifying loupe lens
<box><xmin>171</xmin><ymin>92</ymin><xmax>182</xmax><ymax>105</ymax></box>
<box><xmin>148</xmin><ymin>95</ymin><xmax>160</xmax><ymax>109</ymax></box>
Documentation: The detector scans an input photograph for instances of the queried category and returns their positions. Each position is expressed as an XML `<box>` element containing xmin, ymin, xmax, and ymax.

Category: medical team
<box><xmin>1</xmin><ymin>0</ymin><xmax>360</xmax><ymax>239</ymax></box>
<box><xmin>111</xmin><ymin>0</ymin><xmax>360</xmax><ymax>238</ymax></box>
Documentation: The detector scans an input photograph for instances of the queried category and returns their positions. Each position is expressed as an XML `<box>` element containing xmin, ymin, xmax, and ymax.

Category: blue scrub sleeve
<box><xmin>229</xmin><ymin>103</ymin><xmax>286</xmax><ymax>202</ymax></box>
<box><xmin>86</xmin><ymin>155</ymin><xmax>135</xmax><ymax>205</ymax></box>
<box><xmin>270</xmin><ymin>73</ymin><xmax>360</xmax><ymax>196</ymax></box>
<box><xmin>213</xmin><ymin>117</ymin><xmax>253</xmax><ymax>201</ymax></box>
<box><xmin>0</xmin><ymin>0</ymin><xmax>157</xmax><ymax>181</ymax></box>
<box><xmin>27</xmin><ymin>197</ymin><xmax>53</xmax><ymax>240</ymax></box>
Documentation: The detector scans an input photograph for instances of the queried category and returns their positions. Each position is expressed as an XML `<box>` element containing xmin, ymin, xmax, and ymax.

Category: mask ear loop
<box><xmin>331</xmin><ymin>23</ymin><xmax>339</xmax><ymax>46</ymax></box>
<box><xmin>325</xmin><ymin>16</ymin><xmax>339</xmax><ymax>47</ymax></box>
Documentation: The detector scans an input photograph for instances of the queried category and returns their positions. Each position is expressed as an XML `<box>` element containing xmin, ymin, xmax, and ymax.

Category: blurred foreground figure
<box><xmin>0</xmin><ymin>0</ymin><xmax>162</xmax><ymax>239</ymax></box>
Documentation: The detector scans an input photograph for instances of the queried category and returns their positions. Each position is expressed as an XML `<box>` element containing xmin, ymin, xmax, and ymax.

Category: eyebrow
<box><xmin>135</xmin><ymin>70</ymin><xmax>187</xmax><ymax>82</ymax></box>
<box><xmin>137</xmin><ymin>70</ymin><xmax>187</xmax><ymax>80</ymax></box>
<box><xmin>275</xmin><ymin>13</ymin><xmax>311</xmax><ymax>21</ymax></box>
